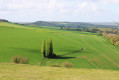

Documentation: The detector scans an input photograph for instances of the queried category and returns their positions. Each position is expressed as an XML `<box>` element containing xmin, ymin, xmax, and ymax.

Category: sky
<box><xmin>0</xmin><ymin>0</ymin><xmax>119</xmax><ymax>22</ymax></box>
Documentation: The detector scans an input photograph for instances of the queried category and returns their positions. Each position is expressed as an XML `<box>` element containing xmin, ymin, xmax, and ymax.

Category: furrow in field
<box><xmin>91</xmin><ymin>53</ymin><xmax>118</xmax><ymax>69</ymax></box>
<box><xmin>96</xmin><ymin>36</ymin><xmax>119</xmax><ymax>55</ymax></box>
<box><xmin>84</xmin><ymin>56</ymin><xmax>100</xmax><ymax>69</ymax></box>
<box><xmin>101</xmin><ymin>54</ymin><xmax>119</xmax><ymax>67</ymax></box>
<box><xmin>95</xmin><ymin>36</ymin><xmax>119</xmax><ymax>67</ymax></box>
<box><xmin>81</xmin><ymin>34</ymin><xmax>119</xmax><ymax>68</ymax></box>
<box><xmin>80</xmin><ymin>34</ymin><xmax>100</xmax><ymax>69</ymax></box>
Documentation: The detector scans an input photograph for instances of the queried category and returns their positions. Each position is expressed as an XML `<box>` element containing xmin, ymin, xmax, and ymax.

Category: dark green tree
<box><xmin>47</xmin><ymin>39</ymin><xmax>53</xmax><ymax>57</ymax></box>
<box><xmin>41</xmin><ymin>40</ymin><xmax>46</xmax><ymax>57</ymax></box>
<box><xmin>61</xmin><ymin>27</ymin><xmax>63</xmax><ymax>30</ymax></box>
<box><xmin>46</xmin><ymin>41</ymin><xmax>49</xmax><ymax>58</ymax></box>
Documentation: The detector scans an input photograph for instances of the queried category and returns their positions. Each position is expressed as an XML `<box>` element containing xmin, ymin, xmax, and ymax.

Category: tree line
<box><xmin>102</xmin><ymin>32</ymin><xmax>119</xmax><ymax>46</ymax></box>
<box><xmin>61</xmin><ymin>27</ymin><xmax>100</xmax><ymax>33</ymax></box>
<box><xmin>62</xmin><ymin>27</ymin><xmax>119</xmax><ymax>47</ymax></box>
<box><xmin>91</xmin><ymin>28</ymin><xmax>119</xmax><ymax>47</ymax></box>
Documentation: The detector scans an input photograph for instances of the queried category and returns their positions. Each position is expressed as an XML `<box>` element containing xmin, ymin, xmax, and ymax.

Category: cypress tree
<box><xmin>47</xmin><ymin>39</ymin><xmax>53</xmax><ymax>57</ymax></box>
<box><xmin>46</xmin><ymin>41</ymin><xmax>49</xmax><ymax>58</ymax></box>
<box><xmin>41</xmin><ymin>40</ymin><xmax>46</xmax><ymax>57</ymax></box>
<box><xmin>49</xmin><ymin>39</ymin><xmax>53</xmax><ymax>57</ymax></box>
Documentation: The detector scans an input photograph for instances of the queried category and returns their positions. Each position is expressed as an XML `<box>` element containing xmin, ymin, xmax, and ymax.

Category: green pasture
<box><xmin>0</xmin><ymin>22</ymin><xmax>119</xmax><ymax>70</ymax></box>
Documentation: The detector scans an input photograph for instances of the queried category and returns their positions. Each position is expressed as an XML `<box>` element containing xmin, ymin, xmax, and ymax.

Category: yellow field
<box><xmin>0</xmin><ymin>63</ymin><xmax>119</xmax><ymax>80</ymax></box>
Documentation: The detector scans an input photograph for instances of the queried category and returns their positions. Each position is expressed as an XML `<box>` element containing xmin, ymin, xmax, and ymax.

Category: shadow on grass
<box><xmin>11</xmin><ymin>47</ymin><xmax>40</xmax><ymax>53</ymax></box>
<box><xmin>61</xmin><ymin>50</ymin><xmax>82</xmax><ymax>56</ymax></box>
<box><xmin>11</xmin><ymin>47</ymin><xmax>83</xmax><ymax>59</ymax></box>
<box><xmin>50</xmin><ymin>49</ymin><xmax>84</xmax><ymax>59</ymax></box>
<box><xmin>49</xmin><ymin>55</ymin><xmax>75</xmax><ymax>59</ymax></box>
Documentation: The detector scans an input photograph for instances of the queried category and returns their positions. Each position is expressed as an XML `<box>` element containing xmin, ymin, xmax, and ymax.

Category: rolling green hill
<box><xmin>25</xmin><ymin>21</ymin><xmax>117</xmax><ymax>28</ymax></box>
<box><xmin>0</xmin><ymin>63</ymin><xmax>119</xmax><ymax>80</ymax></box>
<box><xmin>0</xmin><ymin>22</ymin><xmax>119</xmax><ymax>70</ymax></box>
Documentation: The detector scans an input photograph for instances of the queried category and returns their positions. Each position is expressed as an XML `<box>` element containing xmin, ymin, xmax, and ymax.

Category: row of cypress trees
<box><xmin>41</xmin><ymin>39</ymin><xmax>54</xmax><ymax>58</ymax></box>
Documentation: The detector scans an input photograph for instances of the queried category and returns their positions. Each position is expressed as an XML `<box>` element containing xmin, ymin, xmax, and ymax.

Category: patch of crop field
<box><xmin>0</xmin><ymin>22</ymin><xmax>119</xmax><ymax>70</ymax></box>
<box><xmin>0</xmin><ymin>63</ymin><xmax>119</xmax><ymax>80</ymax></box>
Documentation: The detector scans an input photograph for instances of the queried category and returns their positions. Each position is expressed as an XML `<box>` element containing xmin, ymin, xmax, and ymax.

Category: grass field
<box><xmin>0</xmin><ymin>22</ymin><xmax>119</xmax><ymax>70</ymax></box>
<box><xmin>0</xmin><ymin>63</ymin><xmax>119</xmax><ymax>80</ymax></box>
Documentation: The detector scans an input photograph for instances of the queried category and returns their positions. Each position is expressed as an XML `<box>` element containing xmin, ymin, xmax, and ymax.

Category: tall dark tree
<box><xmin>47</xmin><ymin>39</ymin><xmax>53</xmax><ymax>57</ymax></box>
<box><xmin>41</xmin><ymin>40</ymin><xmax>46</xmax><ymax>57</ymax></box>
<box><xmin>46</xmin><ymin>41</ymin><xmax>49</xmax><ymax>58</ymax></box>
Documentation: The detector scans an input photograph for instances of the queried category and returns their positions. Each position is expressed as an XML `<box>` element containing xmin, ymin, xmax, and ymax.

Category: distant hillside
<box><xmin>0</xmin><ymin>19</ymin><xmax>9</xmax><ymax>22</ymax></box>
<box><xmin>25</xmin><ymin>21</ymin><xmax>117</xmax><ymax>28</ymax></box>
<box><xmin>90</xmin><ymin>22</ymin><xmax>119</xmax><ymax>26</ymax></box>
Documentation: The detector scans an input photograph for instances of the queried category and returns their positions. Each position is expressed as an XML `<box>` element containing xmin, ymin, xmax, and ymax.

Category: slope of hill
<box><xmin>0</xmin><ymin>19</ymin><xmax>9</xmax><ymax>22</ymax></box>
<box><xmin>0</xmin><ymin>63</ymin><xmax>119</xmax><ymax>80</ymax></box>
<box><xmin>0</xmin><ymin>22</ymin><xmax>119</xmax><ymax>70</ymax></box>
<box><xmin>90</xmin><ymin>22</ymin><xmax>118</xmax><ymax>26</ymax></box>
<box><xmin>25</xmin><ymin>21</ymin><xmax>117</xmax><ymax>28</ymax></box>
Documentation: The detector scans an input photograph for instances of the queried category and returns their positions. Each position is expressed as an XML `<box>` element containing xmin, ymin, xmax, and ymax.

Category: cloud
<box><xmin>0</xmin><ymin>0</ymin><xmax>119</xmax><ymax>22</ymax></box>
<box><xmin>83</xmin><ymin>0</ymin><xmax>119</xmax><ymax>4</ymax></box>
<box><xmin>100</xmin><ymin>0</ymin><xmax>119</xmax><ymax>4</ymax></box>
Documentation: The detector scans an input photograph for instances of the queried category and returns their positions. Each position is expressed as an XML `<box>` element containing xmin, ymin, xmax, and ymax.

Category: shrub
<box><xmin>115</xmin><ymin>41</ymin><xmax>119</xmax><ymax>47</ymax></box>
<box><xmin>12</xmin><ymin>56</ymin><xmax>28</xmax><ymax>64</ymax></box>
<box><xmin>62</xmin><ymin>62</ymin><xmax>74</xmax><ymax>68</ymax></box>
<box><xmin>51</xmin><ymin>63</ymin><xmax>61</xmax><ymax>67</ymax></box>
<box><xmin>40</xmin><ymin>58</ymin><xmax>48</xmax><ymax>66</ymax></box>
<box><xmin>81</xmin><ymin>48</ymin><xmax>85</xmax><ymax>51</ymax></box>
<box><xmin>20</xmin><ymin>57</ymin><xmax>28</xmax><ymax>64</ymax></box>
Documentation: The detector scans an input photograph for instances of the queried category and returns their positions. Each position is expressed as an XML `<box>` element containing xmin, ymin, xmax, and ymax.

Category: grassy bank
<box><xmin>0</xmin><ymin>63</ymin><xmax>119</xmax><ymax>80</ymax></box>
